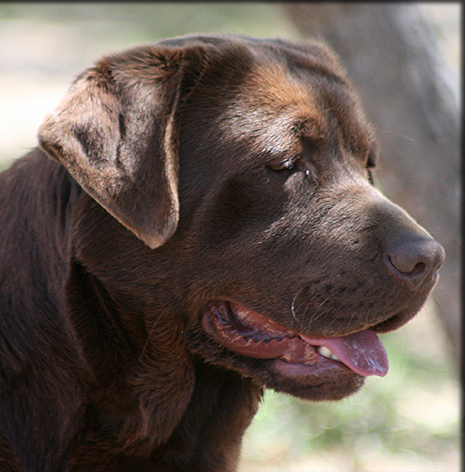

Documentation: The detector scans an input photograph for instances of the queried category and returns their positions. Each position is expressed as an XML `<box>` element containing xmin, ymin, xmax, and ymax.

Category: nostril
<box><xmin>386</xmin><ymin>238</ymin><xmax>445</xmax><ymax>283</ymax></box>
<box><xmin>388</xmin><ymin>256</ymin><xmax>426</xmax><ymax>277</ymax></box>
<box><xmin>410</xmin><ymin>261</ymin><xmax>426</xmax><ymax>277</ymax></box>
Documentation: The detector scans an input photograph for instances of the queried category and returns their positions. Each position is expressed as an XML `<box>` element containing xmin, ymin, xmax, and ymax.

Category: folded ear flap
<box><xmin>38</xmin><ymin>45</ymin><xmax>206</xmax><ymax>249</ymax></box>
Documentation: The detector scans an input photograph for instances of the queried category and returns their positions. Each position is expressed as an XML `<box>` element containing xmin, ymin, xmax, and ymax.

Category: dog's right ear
<box><xmin>38</xmin><ymin>44</ymin><xmax>208</xmax><ymax>249</ymax></box>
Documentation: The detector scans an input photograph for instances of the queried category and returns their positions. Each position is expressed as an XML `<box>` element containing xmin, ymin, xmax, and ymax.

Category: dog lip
<box><xmin>202</xmin><ymin>301</ymin><xmax>309</xmax><ymax>360</ymax></box>
<box><xmin>202</xmin><ymin>300</ymin><xmax>388</xmax><ymax>377</ymax></box>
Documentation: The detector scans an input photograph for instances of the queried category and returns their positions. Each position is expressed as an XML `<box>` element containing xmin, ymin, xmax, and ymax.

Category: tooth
<box><xmin>317</xmin><ymin>346</ymin><xmax>339</xmax><ymax>361</ymax></box>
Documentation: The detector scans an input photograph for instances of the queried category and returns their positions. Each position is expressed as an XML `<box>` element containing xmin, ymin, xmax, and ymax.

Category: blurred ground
<box><xmin>0</xmin><ymin>3</ymin><xmax>460</xmax><ymax>472</ymax></box>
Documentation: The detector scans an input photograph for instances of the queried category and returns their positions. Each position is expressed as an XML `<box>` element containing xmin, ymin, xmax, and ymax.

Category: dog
<box><xmin>0</xmin><ymin>34</ymin><xmax>444</xmax><ymax>471</ymax></box>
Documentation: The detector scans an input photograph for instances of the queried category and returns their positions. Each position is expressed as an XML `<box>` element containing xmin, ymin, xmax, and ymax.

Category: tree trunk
<box><xmin>281</xmin><ymin>3</ymin><xmax>460</xmax><ymax>362</ymax></box>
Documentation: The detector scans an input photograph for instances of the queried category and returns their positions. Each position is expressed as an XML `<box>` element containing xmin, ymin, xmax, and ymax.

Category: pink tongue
<box><xmin>300</xmin><ymin>329</ymin><xmax>388</xmax><ymax>377</ymax></box>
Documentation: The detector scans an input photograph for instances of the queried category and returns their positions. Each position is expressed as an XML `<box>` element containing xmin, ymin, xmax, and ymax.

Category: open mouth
<box><xmin>202</xmin><ymin>301</ymin><xmax>388</xmax><ymax>378</ymax></box>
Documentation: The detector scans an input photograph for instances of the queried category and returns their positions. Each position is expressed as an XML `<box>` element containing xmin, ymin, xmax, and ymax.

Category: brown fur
<box><xmin>0</xmin><ymin>34</ymin><xmax>444</xmax><ymax>471</ymax></box>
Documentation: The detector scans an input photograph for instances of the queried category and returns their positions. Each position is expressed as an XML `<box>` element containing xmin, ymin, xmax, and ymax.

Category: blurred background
<box><xmin>0</xmin><ymin>3</ymin><xmax>460</xmax><ymax>471</ymax></box>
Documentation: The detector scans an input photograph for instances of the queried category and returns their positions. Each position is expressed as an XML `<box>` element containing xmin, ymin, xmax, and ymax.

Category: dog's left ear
<box><xmin>38</xmin><ymin>44</ymin><xmax>208</xmax><ymax>249</ymax></box>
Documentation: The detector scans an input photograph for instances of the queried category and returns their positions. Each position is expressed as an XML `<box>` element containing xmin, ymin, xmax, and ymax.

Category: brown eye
<box><xmin>268</xmin><ymin>159</ymin><xmax>296</xmax><ymax>172</ymax></box>
<box><xmin>267</xmin><ymin>159</ymin><xmax>312</xmax><ymax>180</ymax></box>
<box><xmin>367</xmin><ymin>169</ymin><xmax>375</xmax><ymax>185</ymax></box>
<box><xmin>366</xmin><ymin>147</ymin><xmax>377</xmax><ymax>185</ymax></box>
<box><xmin>366</xmin><ymin>144</ymin><xmax>377</xmax><ymax>169</ymax></box>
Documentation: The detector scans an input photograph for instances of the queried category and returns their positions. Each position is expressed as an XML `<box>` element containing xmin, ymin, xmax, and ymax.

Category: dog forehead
<box><xmin>220</xmin><ymin>63</ymin><xmax>327</xmax><ymax>156</ymax></box>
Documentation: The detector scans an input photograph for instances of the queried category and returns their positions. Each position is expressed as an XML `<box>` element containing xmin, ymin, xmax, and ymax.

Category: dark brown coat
<box><xmin>0</xmin><ymin>34</ymin><xmax>444</xmax><ymax>471</ymax></box>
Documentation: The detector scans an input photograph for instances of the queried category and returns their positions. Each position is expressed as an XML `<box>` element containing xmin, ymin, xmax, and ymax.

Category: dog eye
<box><xmin>267</xmin><ymin>158</ymin><xmax>311</xmax><ymax>178</ymax></box>
<box><xmin>268</xmin><ymin>159</ymin><xmax>296</xmax><ymax>172</ymax></box>
<box><xmin>366</xmin><ymin>147</ymin><xmax>377</xmax><ymax>185</ymax></box>
<box><xmin>366</xmin><ymin>146</ymin><xmax>377</xmax><ymax>169</ymax></box>
<box><xmin>367</xmin><ymin>169</ymin><xmax>375</xmax><ymax>185</ymax></box>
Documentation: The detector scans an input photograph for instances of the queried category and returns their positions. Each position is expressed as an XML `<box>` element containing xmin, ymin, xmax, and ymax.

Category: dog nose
<box><xmin>386</xmin><ymin>237</ymin><xmax>445</xmax><ymax>284</ymax></box>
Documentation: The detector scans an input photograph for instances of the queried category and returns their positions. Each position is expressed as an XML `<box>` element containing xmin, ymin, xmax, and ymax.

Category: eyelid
<box><xmin>268</xmin><ymin>158</ymin><xmax>297</xmax><ymax>171</ymax></box>
<box><xmin>281</xmin><ymin>159</ymin><xmax>296</xmax><ymax>170</ymax></box>
<box><xmin>268</xmin><ymin>157</ymin><xmax>310</xmax><ymax>176</ymax></box>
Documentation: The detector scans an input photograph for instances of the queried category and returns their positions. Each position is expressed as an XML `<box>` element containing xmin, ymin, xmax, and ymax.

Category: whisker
<box><xmin>303</xmin><ymin>294</ymin><xmax>333</xmax><ymax>330</ymax></box>
<box><xmin>291</xmin><ymin>287</ymin><xmax>306</xmax><ymax>329</ymax></box>
<box><xmin>385</xmin><ymin>130</ymin><xmax>416</xmax><ymax>142</ymax></box>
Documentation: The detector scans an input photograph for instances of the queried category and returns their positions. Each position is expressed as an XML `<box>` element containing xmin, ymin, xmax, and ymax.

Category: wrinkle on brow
<box><xmin>222</xmin><ymin>64</ymin><xmax>328</xmax><ymax>157</ymax></box>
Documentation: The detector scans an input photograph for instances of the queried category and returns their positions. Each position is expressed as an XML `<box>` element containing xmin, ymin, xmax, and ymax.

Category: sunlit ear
<box><xmin>38</xmin><ymin>45</ymin><xmax>206</xmax><ymax>249</ymax></box>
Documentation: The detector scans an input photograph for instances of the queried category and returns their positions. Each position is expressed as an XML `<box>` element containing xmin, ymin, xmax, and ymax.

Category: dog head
<box><xmin>39</xmin><ymin>34</ymin><xmax>444</xmax><ymax>402</ymax></box>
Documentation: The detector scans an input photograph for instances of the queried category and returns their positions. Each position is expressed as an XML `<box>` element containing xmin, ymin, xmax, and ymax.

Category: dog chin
<box><xmin>262</xmin><ymin>358</ymin><xmax>365</xmax><ymax>401</ymax></box>
<box><xmin>193</xmin><ymin>347</ymin><xmax>366</xmax><ymax>401</ymax></box>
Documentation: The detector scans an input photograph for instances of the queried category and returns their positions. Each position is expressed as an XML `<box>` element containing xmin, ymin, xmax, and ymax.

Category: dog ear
<box><xmin>38</xmin><ymin>45</ymin><xmax>207</xmax><ymax>249</ymax></box>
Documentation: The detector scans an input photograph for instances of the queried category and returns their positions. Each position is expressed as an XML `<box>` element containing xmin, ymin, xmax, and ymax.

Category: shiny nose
<box><xmin>386</xmin><ymin>238</ymin><xmax>445</xmax><ymax>284</ymax></box>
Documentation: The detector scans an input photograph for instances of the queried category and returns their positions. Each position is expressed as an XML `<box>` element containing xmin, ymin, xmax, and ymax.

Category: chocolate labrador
<box><xmin>0</xmin><ymin>34</ymin><xmax>444</xmax><ymax>471</ymax></box>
